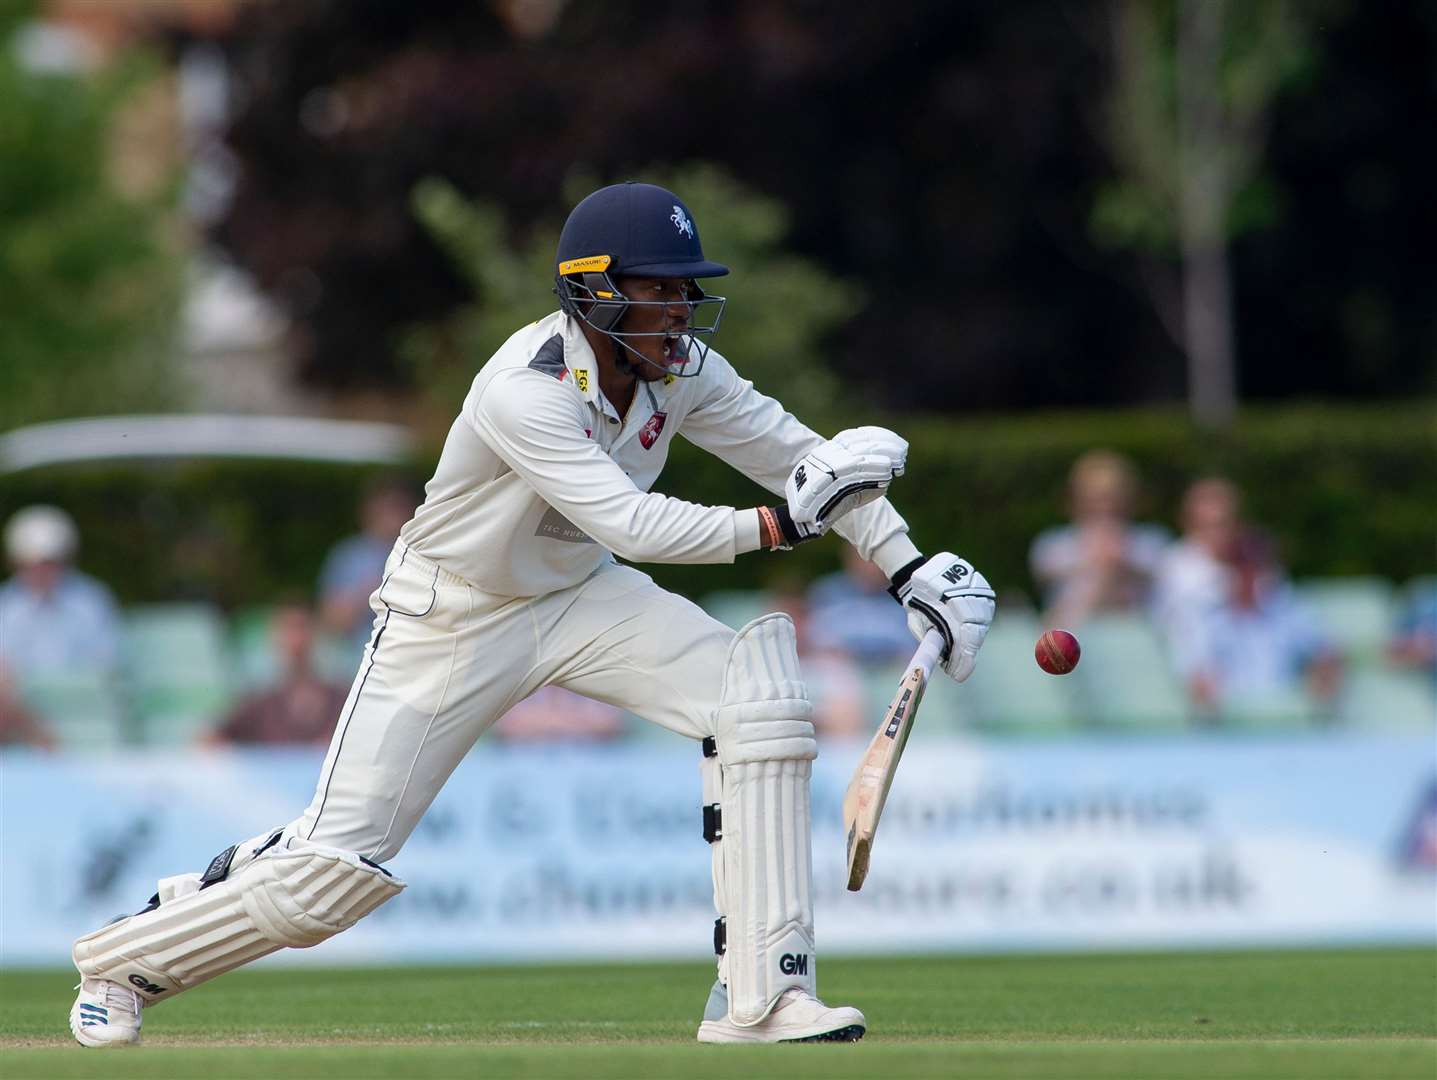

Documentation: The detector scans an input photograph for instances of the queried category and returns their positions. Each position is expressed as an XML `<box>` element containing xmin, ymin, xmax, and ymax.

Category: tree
<box><xmin>1092</xmin><ymin>0</ymin><xmax>1316</xmax><ymax>428</ymax></box>
<box><xmin>204</xmin><ymin>0</ymin><xmax>1432</xmax><ymax>413</ymax></box>
<box><xmin>0</xmin><ymin>0</ymin><xmax>182</xmax><ymax>431</ymax></box>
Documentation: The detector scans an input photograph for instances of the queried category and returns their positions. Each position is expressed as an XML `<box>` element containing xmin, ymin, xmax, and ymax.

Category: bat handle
<box><xmin>913</xmin><ymin>628</ymin><xmax>945</xmax><ymax>678</ymax></box>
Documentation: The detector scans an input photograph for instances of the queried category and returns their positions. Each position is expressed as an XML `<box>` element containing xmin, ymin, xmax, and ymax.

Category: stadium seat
<box><xmin>1341</xmin><ymin>668</ymin><xmax>1437</xmax><ymax>731</ymax></box>
<box><xmin>1070</xmin><ymin>615</ymin><xmax>1190</xmax><ymax>730</ymax></box>
<box><xmin>621</xmin><ymin>709</ymin><xmax>688</xmax><ymax>742</ymax></box>
<box><xmin>698</xmin><ymin>590</ymin><xmax>768</xmax><ymax>632</ymax></box>
<box><xmin>856</xmin><ymin>660</ymin><xmax>968</xmax><ymax>737</ymax></box>
<box><xmin>857</xmin><ymin>660</ymin><xmax>904</xmax><ymax>718</ymax></box>
<box><xmin>136</xmin><ymin>686</ymin><xmax>233</xmax><ymax>745</ymax></box>
<box><xmin>913</xmin><ymin>661</ymin><xmax>972</xmax><ymax>734</ymax></box>
<box><xmin>959</xmin><ymin>613</ymin><xmax>1079</xmax><ymax>734</ymax></box>
<box><xmin>124</xmin><ymin>603</ymin><xmax>233</xmax><ymax>744</ymax></box>
<box><xmin>16</xmin><ymin>673</ymin><xmax>128</xmax><ymax>750</ymax></box>
<box><xmin>1218</xmin><ymin>686</ymin><xmax>1319</xmax><ymax>730</ymax></box>
<box><xmin>229</xmin><ymin>605</ymin><xmax>279</xmax><ymax>689</ymax></box>
<box><xmin>313</xmin><ymin>633</ymin><xmax>363</xmax><ymax>684</ymax></box>
<box><xmin>1292</xmin><ymin>577</ymin><xmax>1396</xmax><ymax>666</ymax></box>
<box><xmin>231</xmin><ymin>605</ymin><xmax>361</xmax><ymax>689</ymax></box>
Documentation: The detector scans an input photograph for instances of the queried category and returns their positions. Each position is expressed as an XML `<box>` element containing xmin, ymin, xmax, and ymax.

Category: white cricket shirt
<box><xmin>401</xmin><ymin>312</ymin><xmax>921</xmax><ymax>597</ymax></box>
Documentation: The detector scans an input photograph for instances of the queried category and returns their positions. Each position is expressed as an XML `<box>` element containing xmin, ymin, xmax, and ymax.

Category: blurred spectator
<box><xmin>1029</xmin><ymin>450</ymin><xmax>1170</xmax><ymax>628</ymax></box>
<box><xmin>0</xmin><ymin>669</ymin><xmax>55</xmax><ymax>750</ymax></box>
<box><xmin>0</xmin><ymin>505</ymin><xmax>121</xmax><ymax>680</ymax></box>
<box><xmin>1152</xmin><ymin>478</ymin><xmax>1239</xmax><ymax>622</ymax></box>
<box><xmin>204</xmin><ymin>602</ymin><xmax>348</xmax><ymax>746</ymax></box>
<box><xmin>1154</xmin><ymin>479</ymin><xmax>1342</xmax><ymax>715</ymax></box>
<box><xmin>806</xmin><ymin>547</ymin><xmax>914</xmax><ymax>666</ymax></box>
<box><xmin>1388</xmin><ymin>579</ymin><xmax>1437</xmax><ymax>678</ymax></box>
<box><xmin>318</xmin><ymin>477</ymin><xmax>419</xmax><ymax>658</ymax></box>
<box><xmin>769</xmin><ymin>579</ymin><xmax>866</xmax><ymax>737</ymax></box>
<box><xmin>493</xmin><ymin>686</ymin><xmax>626</xmax><ymax>741</ymax></box>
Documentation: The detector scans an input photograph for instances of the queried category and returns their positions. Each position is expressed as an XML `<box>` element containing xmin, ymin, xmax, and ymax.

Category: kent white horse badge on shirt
<box><xmin>639</xmin><ymin>411</ymin><xmax>668</xmax><ymax>449</ymax></box>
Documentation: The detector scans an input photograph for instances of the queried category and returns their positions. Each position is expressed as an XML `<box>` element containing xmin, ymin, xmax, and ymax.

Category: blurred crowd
<box><xmin>2</xmin><ymin>454</ymin><xmax>1433</xmax><ymax>752</ymax></box>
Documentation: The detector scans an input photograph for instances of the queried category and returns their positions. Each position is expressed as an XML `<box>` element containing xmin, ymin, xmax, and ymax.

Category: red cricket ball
<box><xmin>1035</xmin><ymin>629</ymin><xmax>1081</xmax><ymax>675</ymax></box>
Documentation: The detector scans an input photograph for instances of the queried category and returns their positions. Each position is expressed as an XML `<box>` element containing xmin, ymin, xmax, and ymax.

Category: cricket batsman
<box><xmin>68</xmin><ymin>182</ymin><xmax>996</xmax><ymax>1045</ymax></box>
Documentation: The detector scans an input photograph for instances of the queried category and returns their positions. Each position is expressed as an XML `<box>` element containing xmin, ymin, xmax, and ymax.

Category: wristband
<box><xmin>756</xmin><ymin>506</ymin><xmax>784</xmax><ymax>550</ymax></box>
<box><xmin>759</xmin><ymin>505</ymin><xmax>818</xmax><ymax>550</ymax></box>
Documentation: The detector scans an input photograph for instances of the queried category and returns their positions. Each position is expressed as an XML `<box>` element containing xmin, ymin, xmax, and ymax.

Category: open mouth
<box><xmin>662</xmin><ymin>334</ymin><xmax>689</xmax><ymax>367</ymax></box>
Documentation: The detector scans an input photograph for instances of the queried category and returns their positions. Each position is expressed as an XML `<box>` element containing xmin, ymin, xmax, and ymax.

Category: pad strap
<box><xmin>73</xmin><ymin>838</ymin><xmax>404</xmax><ymax>1005</ymax></box>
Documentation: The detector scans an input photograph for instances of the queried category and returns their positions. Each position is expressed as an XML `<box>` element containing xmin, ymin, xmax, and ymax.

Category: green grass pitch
<box><xmin>2</xmin><ymin>948</ymin><xmax>1433</xmax><ymax>1079</ymax></box>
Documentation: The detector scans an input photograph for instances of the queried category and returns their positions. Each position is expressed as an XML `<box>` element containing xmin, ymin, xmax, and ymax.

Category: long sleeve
<box><xmin>680</xmin><ymin>352</ymin><xmax>921</xmax><ymax>575</ymax></box>
<box><xmin>468</xmin><ymin>368</ymin><xmax>758</xmax><ymax>565</ymax></box>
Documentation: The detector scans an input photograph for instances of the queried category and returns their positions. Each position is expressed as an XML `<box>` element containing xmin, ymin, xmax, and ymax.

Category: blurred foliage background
<box><xmin>405</xmin><ymin>164</ymin><xmax>855</xmax><ymax>421</ymax></box>
<box><xmin>201</xmin><ymin>0</ymin><xmax>1435</xmax><ymax>414</ymax></box>
<box><xmin>0</xmin><ymin>0</ymin><xmax>1432</xmax><ymax>604</ymax></box>
<box><xmin>0</xmin><ymin>0</ymin><xmax>181</xmax><ymax>430</ymax></box>
<box><xmin>3</xmin><ymin>404</ymin><xmax>1429</xmax><ymax>607</ymax></box>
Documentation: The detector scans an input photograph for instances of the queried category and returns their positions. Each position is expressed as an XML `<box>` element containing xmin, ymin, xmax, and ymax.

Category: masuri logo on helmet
<box><xmin>557</xmin><ymin>255</ymin><xmax>613</xmax><ymax>276</ymax></box>
<box><xmin>554</xmin><ymin>182</ymin><xmax>727</xmax><ymax>378</ymax></box>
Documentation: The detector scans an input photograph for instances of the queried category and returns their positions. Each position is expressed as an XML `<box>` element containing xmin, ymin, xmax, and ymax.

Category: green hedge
<box><xmin>2</xmin><ymin>404</ymin><xmax>1431</xmax><ymax>608</ymax></box>
<box><xmin>648</xmin><ymin>402</ymin><xmax>1436</xmax><ymax>601</ymax></box>
<box><xmin>0</xmin><ymin>462</ymin><xmax>400</xmax><ymax>608</ymax></box>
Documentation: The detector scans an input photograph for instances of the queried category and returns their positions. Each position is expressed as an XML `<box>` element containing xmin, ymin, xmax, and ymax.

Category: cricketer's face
<box><xmin>614</xmin><ymin>276</ymin><xmax>695</xmax><ymax>380</ymax></box>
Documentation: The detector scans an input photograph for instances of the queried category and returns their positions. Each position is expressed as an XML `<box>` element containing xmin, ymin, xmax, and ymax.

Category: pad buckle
<box><xmin>702</xmin><ymin>804</ymin><xmax>722</xmax><ymax>843</ymax></box>
<box><xmin>199</xmin><ymin>845</ymin><xmax>239</xmax><ymax>889</ymax></box>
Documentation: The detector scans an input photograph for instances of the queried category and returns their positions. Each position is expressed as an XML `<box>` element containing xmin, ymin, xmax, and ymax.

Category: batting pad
<box><xmin>712</xmin><ymin>614</ymin><xmax>818</xmax><ymax>1026</ymax></box>
<box><xmin>73</xmin><ymin>840</ymin><xmax>404</xmax><ymax>1005</ymax></box>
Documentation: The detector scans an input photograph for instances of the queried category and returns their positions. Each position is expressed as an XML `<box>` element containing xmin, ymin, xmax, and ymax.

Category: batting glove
<box><xmin>780</xmin><ymin>427</ymin><xmax>908</xmax><ymax>545</ymax></box>
<box><xmin>890</xmin><ymin>553</ymin><xmax>997</xmax><ymax>682</ymax></box>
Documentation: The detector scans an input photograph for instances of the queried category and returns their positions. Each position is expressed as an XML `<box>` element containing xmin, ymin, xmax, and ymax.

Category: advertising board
<box><xmin>3</xmin><ymin>733</ymin><xmax>1432</xmax><ymax>966</ymax></box>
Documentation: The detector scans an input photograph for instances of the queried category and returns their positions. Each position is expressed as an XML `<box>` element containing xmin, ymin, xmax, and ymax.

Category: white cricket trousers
<box><xmin>290</xmin><ymin>543</ymin><xmax>735</xmax><ymax>862</ymax></box>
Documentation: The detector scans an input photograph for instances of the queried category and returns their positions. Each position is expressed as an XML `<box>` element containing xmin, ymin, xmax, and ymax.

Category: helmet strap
<box><xmin>609</xmin><ymin>334</ymin><xmax>636</xmax><ymax>376</ymax></box>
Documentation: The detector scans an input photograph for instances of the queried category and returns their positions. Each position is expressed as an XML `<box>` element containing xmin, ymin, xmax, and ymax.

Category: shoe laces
<box><xmin>773</xmin><ymin>987</ymin><xmax>811</xmax><ymax>1011</ymax></box>
<box><xmin>108</xmin><ymin>981</ymin><xmax>143</xmax><ymax>1016</ymax></box>
<box><xmin>76</xmin><ymin>979</ymin><xmax>142</xmax><ymax>1016</ymax></box>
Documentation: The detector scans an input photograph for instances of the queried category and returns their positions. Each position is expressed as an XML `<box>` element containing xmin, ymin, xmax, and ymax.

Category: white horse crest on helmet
<box><xmin>670</xmin><ymin>205</ymin><xmax>694</xmax><ymax>239</ymax></box>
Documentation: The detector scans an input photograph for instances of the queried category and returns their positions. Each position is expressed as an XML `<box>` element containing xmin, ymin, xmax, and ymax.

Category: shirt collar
<box><xmin>561</xmin><ymin>314</ymin><xmax>677</xmax><ymax>419</ymax></box>
<box><xmin>560</xmin><ymin>315</ymin><xmax>603</xmax><ymax>410</ymax></box>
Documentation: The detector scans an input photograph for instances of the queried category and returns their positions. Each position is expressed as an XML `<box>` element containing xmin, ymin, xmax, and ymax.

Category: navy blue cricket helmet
<box><xmin>555</xmin><ymin>182</ymin><xmax>728</xmax><ymax>377</ymax></box>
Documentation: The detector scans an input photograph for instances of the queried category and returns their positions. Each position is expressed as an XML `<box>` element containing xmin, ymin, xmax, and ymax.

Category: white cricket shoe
<box><xmin>70</xmin><ymin>978</ymin><xmax>143</xmax><ymax>1047</ymax></box>
<box><xmin>697</xmin><ymin>981</ymin><xmax>866</xmax><ymax>1043</ymax></box>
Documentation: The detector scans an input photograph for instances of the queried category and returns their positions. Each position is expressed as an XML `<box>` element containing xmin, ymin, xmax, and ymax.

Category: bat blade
<box><xmin>842</xmin><ymin>629</ymin><xmax>944</xmax><ymax>892</ymax></box>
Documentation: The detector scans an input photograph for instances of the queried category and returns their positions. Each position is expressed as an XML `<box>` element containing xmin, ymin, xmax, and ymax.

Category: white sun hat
<box><xmin>4</xmin><ymin>505</ymin><xmax>79</xmax><ymax>566</ymax></box>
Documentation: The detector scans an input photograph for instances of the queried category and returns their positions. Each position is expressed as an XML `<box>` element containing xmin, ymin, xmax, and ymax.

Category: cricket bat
<box><xmin>842</xmin><ymin>628</ymin><xmax>945</xmax><ymax>891</ymax></box>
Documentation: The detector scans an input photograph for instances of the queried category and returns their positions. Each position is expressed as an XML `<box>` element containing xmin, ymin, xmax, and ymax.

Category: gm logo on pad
<box><xmin>779</xmin><ymin>953</ymin><xmax>809</xmax><ymax>976</ymax></box>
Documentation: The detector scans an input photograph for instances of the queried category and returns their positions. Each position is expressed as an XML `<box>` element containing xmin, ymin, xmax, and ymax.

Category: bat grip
<box><xmin>913</xmin><ymin>628</ymin><xmax>945</xmax><ymax>678</ymax></box>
